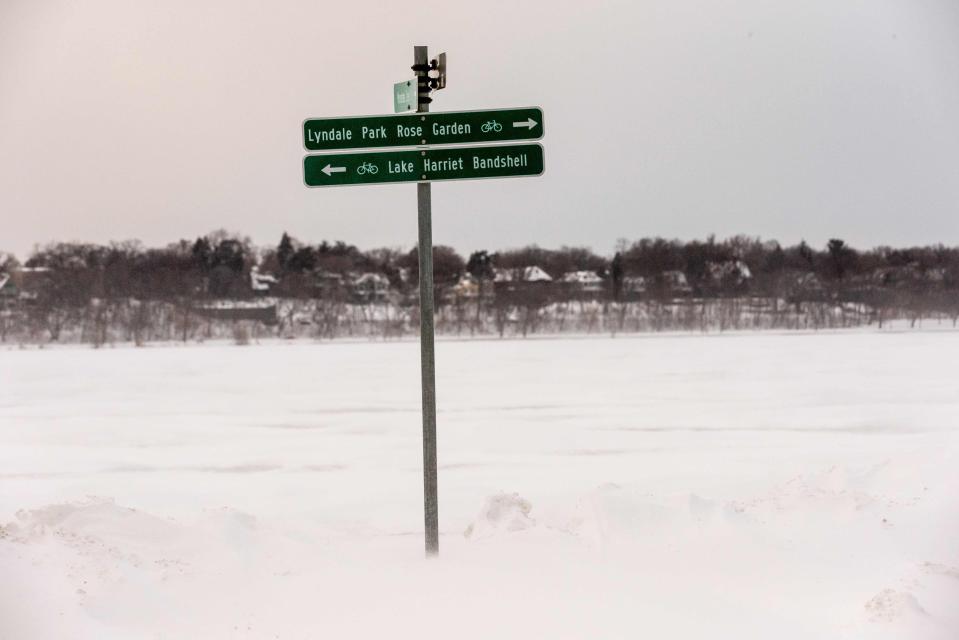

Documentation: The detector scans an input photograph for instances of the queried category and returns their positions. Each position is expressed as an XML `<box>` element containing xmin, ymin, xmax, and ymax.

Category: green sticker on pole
<box><xmin>304</xmin><ymin>143</ymin><xmax>544</xmax><ymax>187</ymax></box>
<box><xmin>303</xmin><ymin>107</ymin><xmax>544</xmax><ymax>151</ymax></box>
<box><xmin>393</xmin><ymin>79</ymin><xmax>415</xmax><ymax>113</ymax></box>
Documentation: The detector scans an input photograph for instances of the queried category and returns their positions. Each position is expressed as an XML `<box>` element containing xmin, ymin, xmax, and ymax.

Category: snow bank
<box><xmin>864</xmin><ymin>589</ymin><xmax>926</xmax><ymax>623</ymax></box>
<box><xmin>464</xmin><ymin>492</ymin><xmax>535</xmax><ymax>539</ymax></box>
<box><xmin>1</xmin><ymin>332</ymin><xmax>958</xmax><ymax>638</ymax></box>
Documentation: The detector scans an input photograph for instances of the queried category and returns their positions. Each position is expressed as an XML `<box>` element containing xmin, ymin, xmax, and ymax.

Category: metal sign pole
<box><xmin>300</xmin><ymin>49</ymin><xmax>543</xmax><ymax>556</ymax></box>
<box><xmin>415</xmin><ymin>44</ymin><xmax>439</xmax><ymax>556</ymax></box>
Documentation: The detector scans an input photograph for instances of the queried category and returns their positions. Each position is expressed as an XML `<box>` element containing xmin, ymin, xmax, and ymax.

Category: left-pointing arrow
<box><xmin>321</xmin><ymin>164</ymin><xmax>346</xmax><ymax>176</ymax></box>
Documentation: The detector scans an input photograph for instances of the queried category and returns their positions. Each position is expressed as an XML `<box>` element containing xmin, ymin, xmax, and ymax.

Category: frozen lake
<box><xmin>2</xmin><ymin>331</ymin><xmax>958</xmax><ymax>639</ymax></box>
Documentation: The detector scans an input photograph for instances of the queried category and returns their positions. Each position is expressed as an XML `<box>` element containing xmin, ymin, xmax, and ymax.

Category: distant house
<box><xmin>7</xmin><ymin>267</ymin><xmax>52</xmax><ymax>303</ymax></box>
<box><xmin>522</xmin><ymin>266</ymin><xmax>552</xmax><ymax>283</ymax></box>
<box><xmin>451</xmin><ymin>274</ymin><xmax>480</xmax><ymax>300</ymax></box>
<box><xmin>925</xmin><ymin>268</ymin><xmax>947</xmax><ymax>284</ymax></box>
<box><xmin>350</xmin><ymin>272</ymin><xmax>391</xmax><ymax>303</ymax></box>
<box><xmin>0</xmin><ymin>273</ymin><xmax>13</xmax><ymax>299</ymax></box>
<box><xmin>874</xmin><ymin>266</ymin><xmax>908</xmax><ymax>286</ymax></box>
<box><xmin>0</xmin><ymin>273</ymin><xmax>16</xmax><ymax>311</ymax></box>
<box><xmin>620</xmin><ymin>276</ymin><xmax>649</xmax><ymax>300</ymax></box>
<box><xmin>707</xmin><ymin>260</ymin><xmax>752</xmax><ymax>288</ymax></box>
<box><xmin>493</xmin><ymin>265</ymin><xmax>554</xmax><ymax>300</ymax></box>
<box><xmin>561</xmin><ymin>271</ymin><xmax>606</xmax><ymax>298</ymax></box>
<box><xmin>872</xmin><ymin>264</ymin><xmax>935</xmax><ymax>288</ymax></box>
<box><xmin>658</xmin><ymin>270</ymin><xmax>692</xmax><ymax>296</ymax></box>
<box><xmin>250</xmin><ymin>266</ymin><xmax>278</xmax><ymax>296</ymax></box>
<box><xmin>494</xmin><ymin>266</ymin><xmax>552</xmax><ymax>284</ymax></box>
<box><xmin>192</xmin><ymin>300</ymin><xmax>278</xmax><ymax>324</ymax></box>
<box><xmin>784</xmin><ymin>271</ymin><xmax>825</xmax><ymax>303</ymax></box>
<box><xmin>561</xmin><ymin>270</ymin><xmax>604</xmax><ymax>292</ymax></box>
<box><xmin>796</xmin><ymin>272</ymin><xmax>823</xmax><ymax>292</ymax></box>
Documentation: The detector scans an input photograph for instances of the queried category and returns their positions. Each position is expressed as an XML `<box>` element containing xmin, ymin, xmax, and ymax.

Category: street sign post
<box><xmin>304</xmin><ymin>107</ymin><xmax>543</xmax><ymax>151</ymax></box>
<box><xmin>302</xmin><ymin>46</ymin><xmax>544</xmax><ymax>557</ymax></box>
<box><xmin>413</xmin><ymin>45</ymin><xmax>438</xmax><ymax>558</ymax></box>
<box><xmin>304</xmin><ymin>144</ymin><xmax>544</xmax><ymax>187</ymax></box>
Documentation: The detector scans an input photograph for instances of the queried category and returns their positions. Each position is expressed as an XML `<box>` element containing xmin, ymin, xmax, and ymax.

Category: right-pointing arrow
<box><xmin>512</xmin><ymin>118</ymin><xmax>538</xmax><ymax>130</ymax></box>
<box><xmin>321</xmin><ymin>164</ymin><xmax>347</xmax><ymax>176</ymax></box>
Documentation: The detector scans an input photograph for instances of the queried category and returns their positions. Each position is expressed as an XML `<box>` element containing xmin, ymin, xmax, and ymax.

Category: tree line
<box><xmin>1</xmin><ymin>231</ymin><xmax>957</xmax><ymax>345</ymax></box>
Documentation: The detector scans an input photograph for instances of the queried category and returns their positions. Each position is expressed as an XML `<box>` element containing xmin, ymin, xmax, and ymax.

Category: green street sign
<box><xmin>303</xmin><ymin>107</ymin><xmax>544</xmax><ymax>151</ymax></box>
<box><xmin>304</xmin><ymin>143</ymin><xmax>544</xmax><ymax>187</ymax></box>
<box><xmin>393</xmin><ymin>79</ymin><xmax>415</xmax><ymax>113</ymax></box>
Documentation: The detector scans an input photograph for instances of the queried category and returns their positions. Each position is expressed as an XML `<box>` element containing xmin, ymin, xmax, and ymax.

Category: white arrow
<box><xmin>321</xmin><ymin>164</ymin><xmax>346</xmax><ymax>176</ymax></box>
<box><xmin>512</xmin><ymin>118</ymin><xmax>538</xmax><ymax>130</ymax></box>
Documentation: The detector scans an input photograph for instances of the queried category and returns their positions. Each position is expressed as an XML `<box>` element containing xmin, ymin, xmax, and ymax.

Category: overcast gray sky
<box><xmin>2</xmin><ymin>0</ymin><xmax>958</xmax><ymax>259</ymax></box>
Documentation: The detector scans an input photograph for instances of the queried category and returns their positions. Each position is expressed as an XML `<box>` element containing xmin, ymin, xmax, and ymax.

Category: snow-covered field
<box><xmin>2</xmin><ymin>331</ymin><xmax>958</xmax><ymax>639</ymax></box>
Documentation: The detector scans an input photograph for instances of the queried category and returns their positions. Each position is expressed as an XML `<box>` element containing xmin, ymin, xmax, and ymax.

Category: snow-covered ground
<box><xmin>2</xmin><ymin>331</ymin><xmax>958</xmax><ymax>639</ymax></box>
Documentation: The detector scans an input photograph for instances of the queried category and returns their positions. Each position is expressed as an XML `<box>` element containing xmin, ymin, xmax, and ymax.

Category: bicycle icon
<box><xmin>356</xmin><ymin>162</ymin><xmax>379</xmax><ymax>175</ymax></box>
<box><xmin>481</xmin><ymin>120</ymin><xmax>503</xmax><ymax>133</ymax></box>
